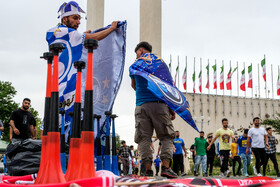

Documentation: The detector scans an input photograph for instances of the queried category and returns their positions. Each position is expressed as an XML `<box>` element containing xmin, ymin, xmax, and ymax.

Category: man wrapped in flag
<box><xmin>130</xmin><ymin>41</ymin><xmax>197</xmax><ymax>178</ymax></box>
<box><xmin>45</xmin><ymin>1</ymin><xmax>119</xmax><ymax>139</ymax></box>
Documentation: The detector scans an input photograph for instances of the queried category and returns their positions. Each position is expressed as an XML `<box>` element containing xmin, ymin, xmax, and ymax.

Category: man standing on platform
<box><xmin>130</xmin><ymin>41</ymin><xmax>178</xmax><ymax>178</ymax></box>
<box><xmin>173</xmin><ymin>131</ymin><xmax>187</xmax><ymax>176</ymax></box>
<box><xmin>207</xmin><ymin>118</ymin><xmax>234</xmax><ymax>177</ymax></box>
<box><xmin>246</xmin><ymin>117</ymin><xmax>269</xmax><ymax>176</ymax></box>
<box><xmin>263</xmin><ymin>127</ymin><xmax>280</xmax><ymax>177</ymax></box>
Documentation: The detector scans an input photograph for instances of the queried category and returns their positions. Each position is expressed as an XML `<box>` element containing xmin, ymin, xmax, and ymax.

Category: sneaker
<box><xmin>209</xmin><ymin>174</ymin><xmax>213</xmax><ymax>177</ymax></box>
<box><xmin>245</xmin><ymin>173</ymin><xmax>249</xmax><ymax>177</ymax></box>
<box><xmin>277</xmin><ymin>173</ymin><xmax>280</xmax><ymax>177</ymax></box>
<box><xmin>194</xmin><ymin>171</ymin><xmax>198</xmax><ymax>176</ymax></box>
<box><xmin>257</xmin><ymin>173</ymin><xmax>262</xmax><ymax>176</ymax></box>
<box><xmin>253</xmin><ymin>166</ymin><xmax>257</xmax><ymax>175</ymax></box>
<box><xmin>145</xmin><ymin>170</ymin><xmax>153</xmax><ymax>177</ymax></box>
<box><xmin>181</xmin><ymin>172</ymin><xmax>187</xmax><ymax>176</ymax></box>
<box><xmin>219</xmin><ymin>172</ymin><xmax>224</xmax><ymax>177</ymax></box>
<box><xmin>225</xmin><ymin>170</ymin><xmax>231</xmax><ymax>177</ymax></box>
<box><xmin>161</xmin><ymin>167</ymin><xmax>178</xmax><ymax>178</ymax></box>
<box><xmin>203</xmin><ymin>173</ymin><xmax>207</xmax><ymax>177</ymax></box>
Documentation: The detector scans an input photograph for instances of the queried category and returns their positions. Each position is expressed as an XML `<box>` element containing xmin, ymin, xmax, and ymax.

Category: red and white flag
<box><xmin>248</xmin><ymin>64</ymin><xmax>253</xmax><ymax>88</ymax></box>
<box><xmin>205</xmin><ymin>65</ymin><xmax>209</xmax><ymax>89</ymax></box>
<box><xmin>226</xmin><ymin>67</ymin><xmax>237</xmax><ymax>90</ymax></box>
<box><xmin>192</xmin><ymin>72</ymin><xmax>196</xmax><ymax>93</ymax></box>
<box><xmin>277</xmin><ymin>72</ymin><xmax>280</xmax><ymax>96</ymax></box>
<box><xmin>220</xmin><ymin>65</ymin><xmax>224</xmax><ymax>90</ymax></box>
<box><xmin>212</xmin><ymin>64</ymin><xmax>217</xmax><ymax>89</ymax></box>
<box><xmin>261</xmin><ymin>58</ymin><xmax>266</xmax><ymax>82</ymax></box>
<box><xmin>240</xmin><ymin>68</ymin><xmax>246</xmax><ymax>91</ymax></box>
<box><xmin>182</xmin><ymin>67</ymin><xmax>187</xmax><ymax>90</ymax></box>
<box><xmin>199</xmin><ymin>71</ymin><xmax>202</xmax><ymax>92</ymax></box>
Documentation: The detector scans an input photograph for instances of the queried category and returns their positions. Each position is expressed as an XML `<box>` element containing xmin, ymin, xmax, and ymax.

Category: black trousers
<box><xmin>220</xmin><ymin>150</ymin><xmax>230</xmax><ymax>173</ymax></box>
<box><xmin>207</xmin><ymin>156</ymin><xmax>214</xmax><ymax>175</ymax></box>
<box><xmin>252</xmin><ymin>148</ymin><xmax>266</xmax><ymax>174</ymax></box>
<box><xmin>264</xmin><ymin>153</ymin><xmax>279</xmax><ymax>176</ymax></box>
<box><xmin>173</xmin><ymin>154</ymin><xmax>184</xmax><ymax>175</ymax></box>
<box><xmin>155</xmin><ymin>166</ymin><xmax>160</xmax><ymax>176</ymax></box>
<box><xmin>232</xmin><ymin>156</ymin><xmax>241</xmax><ymax>176</ymax></box>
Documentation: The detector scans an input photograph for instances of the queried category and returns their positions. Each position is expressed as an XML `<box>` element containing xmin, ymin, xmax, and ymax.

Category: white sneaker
<box><xmin>253</xmin><ymin>166</ymin><xmax>257</xmax><ymax>175</ymax></box>
<box><xmin>257</xmin><ymin>173</ymin><xmax>262</xmax><ymax>176</ymax></box>
<box><xmin>225</xmin><ymin>170</ymin><xmax>232</xmax><ymax>177</ymax></box>
<box><xmin>219</xmin><ymin>172</ymin><xmax>224</xmax><ymax>177</ymax></box>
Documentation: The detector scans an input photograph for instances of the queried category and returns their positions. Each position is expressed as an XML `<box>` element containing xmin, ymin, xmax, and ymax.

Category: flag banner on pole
<box><xmin>277</xmin><ymin>73</ymin><xmax>280</xmax><ymax>96</ymax></box>
<box><xmin>226</xmin><ymin>67</ymin><xmax>237</xmax><ymax>90</ymax></box>
<box><xmin>182</xmin><ymin>67</ymin><xmax>186</xmax><ymax>90</ymax></box>
<box><xmin>212</xmin><ymin>64</ymin><xmax>217</xmax><ymax>89</ymax></box>
<box><xmin>240</xmin><ymin>68</ymin><xmax>246</xmax><ymax>91</ymax></box>
<box><xmin>220</xmin><ymin>65</ymin><xmax>224</xmax><ymax>90</ymax></box>
<box><xmin>129</xmin><ymin>53</ymin><xmax>198</xmax><ymax>132</ymax></box>
<box><xmin>46</xmin><ymin>21</ymin><xmax>127</xmax><ymax>142</ymax></box>
<box><xmin>205</xmin><ymin>64</ymin><xmax>209</xmax><ymax>89</ymax></box>
<box><xmin>174</xmin><ymin>64</ymin><xmax>179</xmax><ymax>86</ymax></box>
<box><xmin>192</xmin><ymin>72</ymin><xmax>196</xmax><ymax>93</ymax></box>
<box><xmin>261</xmin><ymin>58</ymin><xmax>266</xmax><ymax>82</ymax></box>
<box><xmin>199</xmin><ymin>71</ymin><xmax>202</xmax><ymax>92</ymax></box>
<box><xmin>248</xmin><ymin>64</ymin><xmax>253</xmax><ymax>88</ymax></box>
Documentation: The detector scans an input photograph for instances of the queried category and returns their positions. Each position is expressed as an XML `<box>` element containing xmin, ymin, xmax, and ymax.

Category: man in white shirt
<box><xmin>246</xmin><ymin>117</ymin><xmax>270</xmax><ymax>176</ymax></box>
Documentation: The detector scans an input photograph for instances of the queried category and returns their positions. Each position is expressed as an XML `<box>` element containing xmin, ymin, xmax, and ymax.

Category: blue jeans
<box><xmin>240</xmin><ymin>153</ymin><xmax>251</xmax><ymax>175</ymax></box>
<box><xmin>194</xmin><ymin>155</ymin><xmax>207</xmax><ymax>174</ymax></box>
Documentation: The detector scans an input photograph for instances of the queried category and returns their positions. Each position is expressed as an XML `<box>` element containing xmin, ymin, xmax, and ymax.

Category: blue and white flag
<box><xmin>129</xmin><ymin>53</ymin><xmax>198</xmax><ymax>132</ymax></box>
<box><xmin>46</xmin><ymin>21</ymin><xmax>127</xmax><ymax>141</ymax></box>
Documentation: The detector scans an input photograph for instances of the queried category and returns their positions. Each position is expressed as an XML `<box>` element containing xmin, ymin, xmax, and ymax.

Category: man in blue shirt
<box><xmin>173</xmin><ymin>131</ymin><xmax>187</xmax><ymax>176</ymax></box>
<box><xmin>130</xmin><ymin>42</ymin><xmax>177</xmax><ymax>178</ymax></box>
<box><xmin>237</xmin><ymin>129</ymin><xmax>251</xmax><ymax>177</ymax></box>
<box><xmin>154</xmin><ymin>155</ymin><xmax>161</xmax><ymax>176</ymax></box>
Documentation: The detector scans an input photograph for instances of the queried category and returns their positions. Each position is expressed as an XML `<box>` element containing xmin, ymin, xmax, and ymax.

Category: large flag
<box><xmin>261</xmin><ymin>58</ymin><xmax>266</xmax><ymax>82</ymax></box>
<box><xmin>248</xmin><ymin>64</ymin><xmax>253</xmax><ymax>88</ymax></box>
<box><xmin>205</xmin><ymin>65</ymin><xmax>209</xmax><ymax>89</ymax></box>
<box><xmin>192</xmin><ymin>72</ymin><xmax>196</xmax><ymax>93</ymax></box>
<box><xmin>174</xmin><ymin>63</ymin><xmax>179</xmax><ymax>86</ymax></box>
<box><xmin>220</xmin><ymin>65</ymin><xmax>224</xmax><ymax>90</ymax></box>
<box><xmin>277</xmin><ymin>72</ymin><xmax>280</xmax><ymax>96</ymax></box>
<box><xmin>198</xmin><ymin>71</ymin><xmax>202</xmax><ymax>92</ymax></box>
<box><xmin>182</xmin><ymin>67</ymin><xmax>187</xmax><ymax>90</ymax></box>
<box><xmin>46</xmin><ymin>21</ymin><xmax>127</xmax><ymax>141</ymax></box>
<box><xmin>240</xmin><ymin>68</ymin><xmax>246</xmax><ymax>91</ymax></box>
<box><xmin>129</xmin><ymin>53</ymin><xmax>198</xmax><ymax>132</ymax></box>
<box><xmin>212</xmin><ymin>64</ymin><xmax>217</xmax><ymax>89</ymax></box>
<box><xmin>226</xmin><ymin>67</ymin><xmax>237</xmax><ymax>90</ymax></box>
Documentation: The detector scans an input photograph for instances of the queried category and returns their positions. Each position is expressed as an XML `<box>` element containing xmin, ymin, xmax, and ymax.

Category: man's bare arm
<box><xmin>85</xmin><ymin>21</ymin><xmax>118</xmax><ymax>40</ymax></box>
<box><xmin>10</xmin><ymin>120</ymin><xmax>20</xmax><ymax>135</ymax></box>
<box><xmin>131</xmin><ymin>79</ymin><xmax>136</xmax><ymax>91</ymax></box>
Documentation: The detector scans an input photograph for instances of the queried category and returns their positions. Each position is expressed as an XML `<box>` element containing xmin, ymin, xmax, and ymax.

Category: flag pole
<box><xmin>271</xmin><ymin>64</ymin><xmax>274</xmax><ymax>117</ymax></box>
<box><xmin>193</xmin><ymin>57</ymin><xmax>195</xmax><ymax>115</ymax></box>
<box><xmin>237</xmin><ymin>61</ymin><xmax>239</xmax><ymax>98</ymax></box>
<box><xmin>200</xmin><ymin>58</ymin><xmax>203</xmax><ymax>118</ymax></box>
<box><xmin>186</xmin><ymin>56</ymin><xmax>188</xmax><ymax>93</ymax></box>
<box><xmin>230</xmin><ymin>60</ymin><xmax>232</xmax><ymax>116</ymax></box>
<box><xmin>258</xmin><ymin>63</ymin><xmax>261</xmax><ymax>117</ymax></box>
<box><xmin>215</xmin><ymin>59</ymin><xmax>217</xmax><ymax>120</ymax></box>
<box><xmin>208</xmin><ymin>59</ymin><xmax>210</xmax><ymax>95</ymax></box>
<box><xmin>178</xmin><ymin>56</ymin><xmax>180</xmax><ymax>89</ymax></box>
<box><xmin>222</xmin><ymin>60</ymin><xmax>225</xmax><ymax>116</ymax></box>
<box><xmin>251</xmin><ymin>62</ymin><xmax>254</xmax><ymax>118</ymax></box>
<box><xmin>265</xmin><ymin>55</ymin><xmax>267</xmax><ymax>99</ymax></box>
<box><xmin>244</xmin><ymin>62</ymin><xmax>247</xmax><ymax>117</ymax></box>
<box><xmin>169</xmin><ymin>54</ymin><xmax>172</xmax><ymax>74</ymax></box>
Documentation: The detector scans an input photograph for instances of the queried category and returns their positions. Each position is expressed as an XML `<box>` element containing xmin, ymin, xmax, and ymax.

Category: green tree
<box><xmin>0</xmin><ymin>81</ymin><xmax>18</xmax><ymax>142</ymax></box>
<box><xmin>0</xmin><ymin>81</ymin><xmax>42</xmax><ymax>141</ymax></box>
<box><xmin>263</xmin><ymin>113</ymin><xmax>280</xmax><ymax>134</ymax></box>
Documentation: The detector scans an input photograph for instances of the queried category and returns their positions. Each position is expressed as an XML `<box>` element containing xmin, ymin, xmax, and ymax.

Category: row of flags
<box><xmin>170</xmin><ymin>57</ymin><xmax>280</xmax><ymax>96</ymax></box>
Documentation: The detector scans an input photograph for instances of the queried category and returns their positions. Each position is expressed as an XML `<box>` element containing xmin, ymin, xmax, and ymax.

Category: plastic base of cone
<box><xmin>35</xmin><ymin>132</ymin><xmax>66</xmax><ymax>184</ymax></box>
<box><xmin>64</xmin><ymin>138</ymin><xmax>81</xmax><ymax>181</ymax></box>
<box><xmin>76</xmin><ymin>131</ymin><xmax>96</xmax><ymax>179</ymax></box>
<box><xmin>34</xmin><ymin>135</ymin><xmax>47</xmax><ymax>184</ymax></box>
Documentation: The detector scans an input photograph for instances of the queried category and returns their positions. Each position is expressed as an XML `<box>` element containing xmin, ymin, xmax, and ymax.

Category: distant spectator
<box><xmin>173</xmin><ymin>131</ymin><xmax>187</xmax><ymax>176</ymax></box>
<box><xmin>237</xmin><ymin>129</ymin><xmax>251</xmax><ymax>177</ymax></box>
<box><xmin>206</xmin><ymin>133</ymin><xmax>216</xmax><ymax>177</ymax></box>
<box><xmin>264</xmin><ymin>127</ymin><xmax>280</xmax><ymax>177</ymax></box>
<box><xmin>231</xmin><ymin>136</ymin><xmax>241</xmax><ymax>176</ymax></box>
<box><xmin>119</xmin><ymin>141</ymin><xmax>132</xmax><ymax>175</ymax></box>
<box><xmin>154</xmin><ymin>155</ymin><xmax>161</xmax><ymax>176</ymax></box>
<box><xmin>194</xmin><ymin>131</ymin><xmax>207</xmax><ymax>177</ymax></box>
<box><xmin>0</xmin><ymin>120</ymin><xmax>4</xmax><ymax>132</ymax></box>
